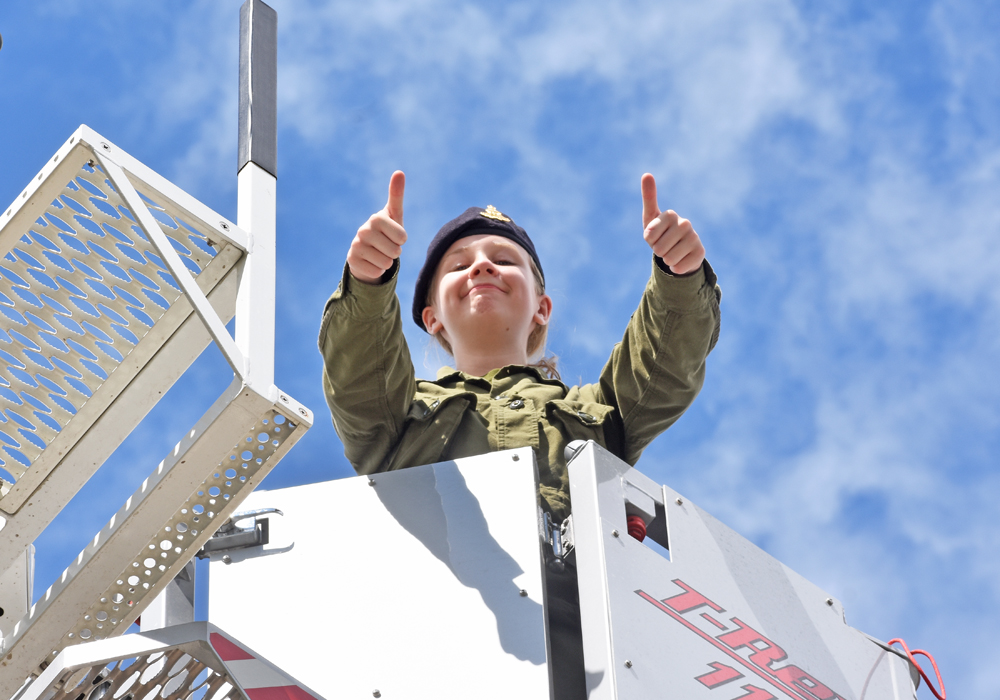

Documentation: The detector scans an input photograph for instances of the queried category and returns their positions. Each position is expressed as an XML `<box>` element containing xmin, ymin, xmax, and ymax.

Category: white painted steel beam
<box><xmin>236</xmin><ymin>163</ymin><xmax>275</xmax><ymax>391</ymax></box>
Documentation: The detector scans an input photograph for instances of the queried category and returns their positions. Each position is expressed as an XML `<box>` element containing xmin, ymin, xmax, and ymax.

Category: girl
<box><xmin>320</xmin><ymin>170</ymin><xmax>719</xmax><ymax>523</ymax></box>
<box><xmin>318</xmin><ymin>170</ymin><xmax>720</xmax><ymax>698</ymax></box>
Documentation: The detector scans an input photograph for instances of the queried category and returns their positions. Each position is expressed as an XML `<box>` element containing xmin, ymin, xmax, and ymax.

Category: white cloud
<box><xmin>11</xmin><ymin>2</ymin><xmax>1000</xmax><ymax>696</ymax></box>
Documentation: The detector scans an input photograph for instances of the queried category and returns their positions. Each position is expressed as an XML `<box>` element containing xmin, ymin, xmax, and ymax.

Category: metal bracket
<box><xmin>542</xmin><ymin>511</ymin><xmax>575</xmax><ymax>568</ymax></box>
<box><xmin>197</xmin><ymin>508</ymin><xmax>282</xmax><ymax>557</ymax></box>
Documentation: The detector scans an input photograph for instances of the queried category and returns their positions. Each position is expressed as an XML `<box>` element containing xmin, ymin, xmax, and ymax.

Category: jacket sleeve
<box><xmin>317</xmin><ymin>262</ymin><xmax>415</xmax><ymax>474</ymax></box>
<box><xmin>591</xmin><ymin>257</ymin><xmax>721</xmax><ymax>465</ymax></box>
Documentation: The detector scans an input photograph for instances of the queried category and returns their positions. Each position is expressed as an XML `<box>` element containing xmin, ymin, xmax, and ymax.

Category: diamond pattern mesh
<box><xmin>0</xmin><ymin>163</ymin><xmax>221</xmax><ymax>494</ymax></box>
<box><xmin>38</xmin><ymin>648</ymin><xmax>241</xmax><ymax>700</ymax></box>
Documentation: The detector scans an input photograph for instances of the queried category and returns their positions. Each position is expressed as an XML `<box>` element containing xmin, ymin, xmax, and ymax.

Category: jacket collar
<box><xmin>435</xmin><ymin>364</ymin><xmax>564</xmax><ymax>388</ymax></box>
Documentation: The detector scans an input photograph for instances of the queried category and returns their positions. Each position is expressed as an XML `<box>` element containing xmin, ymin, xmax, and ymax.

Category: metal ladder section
<box><xmin>0</xmin><ymin>126</ymin><xmax>311</xmax><ymax>698</ymax></box>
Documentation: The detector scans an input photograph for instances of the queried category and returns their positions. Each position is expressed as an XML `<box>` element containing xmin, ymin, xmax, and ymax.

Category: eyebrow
<box><xmin>443</xmin><ymin>239</ymin><xmax>519</xmax><ymax>259</ymax></box>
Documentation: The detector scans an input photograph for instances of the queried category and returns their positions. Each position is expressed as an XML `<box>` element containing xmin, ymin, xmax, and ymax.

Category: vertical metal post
<box><xmin>236</xmin><ymin>0</ymin><xmax>277</xmax><ymax>391</ymax></box>
<box><xmin>0</xmin><ymin>545</ymin><xmax>33</xmax><ymax>642</ymax></box>
<box><xmin>145</xmin><ymin>0</ymin><xmax>279</xmax><ymax>627</ymax></box>
<box><xmin>140</xmin><ymin>560</ymin><xmax>195</xmax><ymax>631</ymax></box>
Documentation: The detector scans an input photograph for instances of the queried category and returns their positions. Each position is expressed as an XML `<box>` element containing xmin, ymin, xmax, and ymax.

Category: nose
<box><xmin>468</xmin><ymin>254</ymin><xmax>497</xmax><ymax>278</ymax></box>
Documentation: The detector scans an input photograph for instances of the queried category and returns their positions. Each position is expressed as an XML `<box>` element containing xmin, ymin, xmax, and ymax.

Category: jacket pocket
<box><xmin>384</xmin><ymin>395</ymin><xmax>470</xmax><ymax>471</ymax></box>
<box><xmin>545</xmin><ymin>399</ymin><xmax>616</xmax><ymax>449</ymax></box>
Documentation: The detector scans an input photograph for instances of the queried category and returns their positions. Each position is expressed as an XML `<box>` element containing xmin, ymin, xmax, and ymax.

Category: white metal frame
<box><xmin>0</xmin><ymin>126</ymin><xmax>246</xmax><ymax>560</ymax></box>
<box><xmin>0</xmin><ymin>127</ymin><xmax>311</xmax><ymax>698</ymax></box>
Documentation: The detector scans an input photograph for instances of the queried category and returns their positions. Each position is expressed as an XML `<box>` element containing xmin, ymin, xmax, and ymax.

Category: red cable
<box><xmin>887</xmin><ymin>638</ymin><xmax>945</xmax><ymax>700</ymax></box>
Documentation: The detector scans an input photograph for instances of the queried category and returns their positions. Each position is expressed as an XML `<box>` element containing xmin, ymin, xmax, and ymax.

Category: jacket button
<box><xmin>429</xmin><ymin>400</ymin><xmax>440</xmax><ymax>410</ymax></box>
<box><xmin>510</xmin><ymin>398</ymin><xmax>525</xmax><ymax>410</ymax></box>
<box><xmin>578</xmin><ymin>411</ymin><xmax>595</xmax><ymax>423</ymax></box>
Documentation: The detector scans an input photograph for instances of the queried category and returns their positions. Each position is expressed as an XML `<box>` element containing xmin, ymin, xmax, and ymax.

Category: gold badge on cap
<box><xmin>480</xmin><ymin>205</ymin><xmax>511</xmax><ymax>222</ymax></box>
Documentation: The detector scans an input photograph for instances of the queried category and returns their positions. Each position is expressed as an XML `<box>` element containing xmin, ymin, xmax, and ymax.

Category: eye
<box><xmin>495</xmin><ymin>259</ymin><xmax>515</xmax><ymax>266</ymax></box>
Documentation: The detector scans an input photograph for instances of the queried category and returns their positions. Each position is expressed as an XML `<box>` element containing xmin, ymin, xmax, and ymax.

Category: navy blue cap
<box><xmin>412</xmin><ymin>206</ymin><xmax>544</xmax><ymax>331</ymax></box>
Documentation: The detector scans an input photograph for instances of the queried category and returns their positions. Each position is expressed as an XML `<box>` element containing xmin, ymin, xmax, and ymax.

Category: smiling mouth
<box><xmin>467</xmin><ymin>284</ymin><xmax>503</xmax><ymax>295</ymax></box>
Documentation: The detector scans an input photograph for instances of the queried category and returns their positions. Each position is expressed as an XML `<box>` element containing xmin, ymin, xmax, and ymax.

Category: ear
<box><xmin>422</xmin><ymin>305</ymin><xmax>443</xmax><ymax>334</ymax></box>
<box><xmin>532</xmin><ymin>293</ymin><xmax>553</xmax><ymax>327</ymax></box>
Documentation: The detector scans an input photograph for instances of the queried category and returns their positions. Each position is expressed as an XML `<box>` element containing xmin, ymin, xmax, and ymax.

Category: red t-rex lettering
<box><xmin>718</xmin><ymin>618</ymin><xmax>788</xmax><ymax>670</ymax></box>
<box><xmin>696</xmin><ymin>661</ymin><xmax>743</xmax><ymax>689</ymax></box>
<box><xmin>639</xmin><ymin>580</ymin><xmax>848</xmax><ymax>700</ymax></box>
<box><xmin>731</xmin><ymin>685</ymin><xmax>778</xmax><ymax>700</ymax></box>
<box><xmin>772</xmin><ymin>664</ymin><xmax>842</xmax><ymax>700</ymax></box>
<box><xmin>662</xmin><ymin>579</ymin><xmax>726</xmax><ymax>614</ymax></box>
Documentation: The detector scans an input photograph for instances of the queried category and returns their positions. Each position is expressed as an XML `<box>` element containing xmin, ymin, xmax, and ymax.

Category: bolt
<box><xmin>624</xmin><ymin>660</ymin><xmax>633</xmax><ymax>668</ymax></box>
<box><xmin>519</xmin><ymin>589</ymin><xmax>528</xmax><ymax>597</ymax></box>
<box><xmin>220</xmin><ymin>221</ymin><xmax>230</xmax><ymax>231</ymax></box>
<box><xmin>825</xmin><ymin>598</ymin><xmax>834</xmax><ymax>606</ymax></box>
<box><xmin>612</xmin><ymin>529</ymin><xmax>620</xmax><ymax>538</ymax></box>
<box><xmin>280</xmin><ymin>394</ymin><xmax>288</xmax><ymax>403</ymax></box>
<box><xmin>512</xmin><ymin>454</ymin><xmax>520</xmax><ymax>462</ymax></box>
<box><xmin>675</xmin><ymin>497</ymin><xmax>684</xmax><ymax>505</ymax></box>
<box><xmin>101</xmin><ymin>142</ymin><xmax>111</xmax><ymax>151</ymax></box>
<box><xmin>368</xmin><ymin>479</ymin><xmax>376</xmax><ymax>487</ymax></box>
<box><xmin>372</xmin><ymin>692</ymin><xmax>381</xmax><ymax>698</ymax></box>
<box><xmin>222</xmin><ymin>555</ymin><xmax>232</xmax><ymax>565</ymax></box>
<box><xmin>299</xmin><ymin>407</ymin><xmax>308</xmax><ymax>416</ymax></box>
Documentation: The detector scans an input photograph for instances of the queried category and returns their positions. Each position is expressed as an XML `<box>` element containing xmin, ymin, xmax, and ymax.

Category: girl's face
<box><xmin>421</xmin><ymin>234</ymin><xmax>551</xmax><ymax>355</ymax></box>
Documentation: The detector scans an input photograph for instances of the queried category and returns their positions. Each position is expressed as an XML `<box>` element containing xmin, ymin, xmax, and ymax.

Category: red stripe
<box><xmin>245</xmin><ymin>686</ymin><xmax>319</xmax><ymax>700</ymax></box>
<box><xmin>210</xmin><ymin>632</ymin><xmax>255</xmax><ymax>661</ymax></box>
<box><xmin>636</xmin><ymin>590</ymin><xmax>809</xmax><ymax>700</ymax></box>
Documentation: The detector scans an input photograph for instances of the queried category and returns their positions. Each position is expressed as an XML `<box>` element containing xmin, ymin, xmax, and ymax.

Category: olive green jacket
<box><xmin>319</xmin><ymin>258</ymin><xmax>720</xmax><ymax>521</ymax></box>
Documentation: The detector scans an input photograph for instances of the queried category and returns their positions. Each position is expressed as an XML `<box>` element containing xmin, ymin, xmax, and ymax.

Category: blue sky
<box><xmin>2</xmin><ymin>1</ymin><xmax>998</xmax><ymax>697</ymax></box>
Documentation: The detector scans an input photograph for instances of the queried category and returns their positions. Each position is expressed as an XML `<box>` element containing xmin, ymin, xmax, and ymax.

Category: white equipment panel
<box><xmin>568</xmin><ymin>442</ymin><xmax>918</xmax><ymax>700</ymax></box>
<box><xmin>208</xmin><ymin>448</ymin><xmax>551</xmax><ymax>699</ymax></box>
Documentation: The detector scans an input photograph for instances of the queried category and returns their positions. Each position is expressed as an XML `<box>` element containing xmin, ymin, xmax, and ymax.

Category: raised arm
<box><xmin>319</xmin><ymin>171</ymin><xmax>416</xmax><ymax>474</ymax></box>
<box><xmin>593</xmin><ymin>173</ymin><xmax>721</xmax><ymax>464</ymax></box>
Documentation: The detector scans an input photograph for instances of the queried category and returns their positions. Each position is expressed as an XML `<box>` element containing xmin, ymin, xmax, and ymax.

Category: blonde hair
<box><xmin>426</xmin><ymin>257</ymin><xmax>560</xmax><ymax>379</ymax></box>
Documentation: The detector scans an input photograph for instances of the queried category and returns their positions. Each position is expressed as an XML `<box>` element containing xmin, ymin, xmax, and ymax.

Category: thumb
<box><xmin>640</xmin><ymin>173</ymin><xmax>660</xmax><ymax>228</ymax></box>
<box><xmin>386</xmin><ymin>170</ymin><xmax>405</xmax><ymax>225</ymax></box>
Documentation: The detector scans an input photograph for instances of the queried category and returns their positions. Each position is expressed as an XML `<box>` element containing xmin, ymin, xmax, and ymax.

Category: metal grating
<box><xmin>18</xmin><ymin>622</ymin><xmax>324</xmax><ymax>700</ymax></box>
<box><xmin>35</xmin><ymin>648</ymin><xmax>239</xmax><ymax>700</ymax></box>
<box><xmin>0</xmin><ymin>161</ymin><xmax>221</xmax><ymax>502</ymax></box>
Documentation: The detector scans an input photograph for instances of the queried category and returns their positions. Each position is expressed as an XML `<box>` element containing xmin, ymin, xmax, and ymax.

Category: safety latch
<box><xmin>197</xmin><ymin>508</ymin><xmax>282</xmax><ymax>557</ymax></box>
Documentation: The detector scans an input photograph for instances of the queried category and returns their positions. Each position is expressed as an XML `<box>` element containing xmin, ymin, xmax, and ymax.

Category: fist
<box><xmin>640</xmin><ymin>173</ymin><xmax>705</xmax><ymax>276</ymax></box>
<box><xmin>348</xmin><ymin>170</ymin><xmax>407</xmax><ymax>283</ymax></box>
